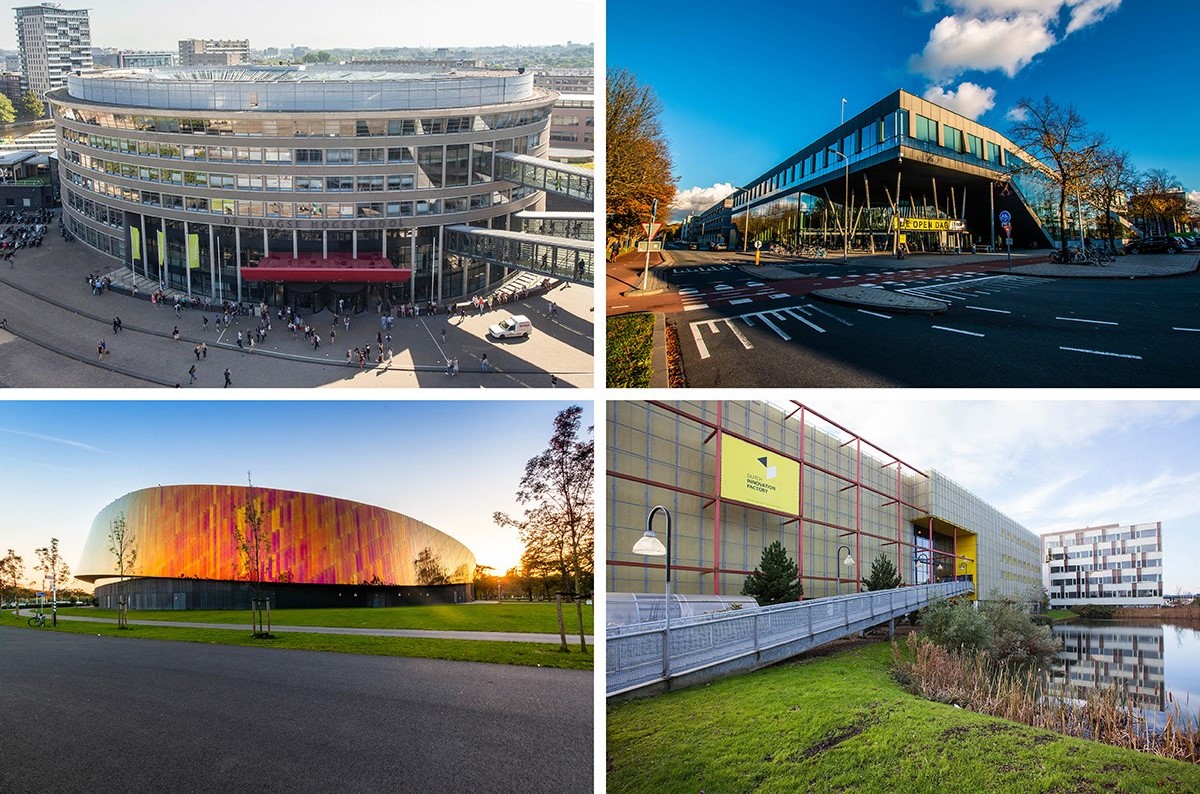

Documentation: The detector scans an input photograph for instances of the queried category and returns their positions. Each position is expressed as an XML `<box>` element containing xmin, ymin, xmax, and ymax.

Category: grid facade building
<box><xmin>15</xmin><ymin>4</ymin><xmax>92</xmax><ymax>97</ymax></box>
<box><xmin>178</xmin><ymin>39</ymin><xmax>250</xmax><ymax>67</ymax></box>
<box><xmin>607</xmin><ymin>400</ymin><xmax>1042</xmax><ymax>602</ymax></box>
<box><xmin>49</xmin><ymin>66</ymin><xmax>555</xmax><ymax>309</ymax></box>
<box><xmin>1042</xmin><ymin>522</ymin><xmax>1164</xmax><ymax>607</ymax></box>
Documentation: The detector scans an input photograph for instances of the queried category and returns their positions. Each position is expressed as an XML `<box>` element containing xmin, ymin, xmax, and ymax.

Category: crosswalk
<box><xmin>678</xmin><ymin>281</ymin><xmax>790</xmax><ymax>312</ymax></box>
<box><xmin>688</xmin><ymin>301</ymin><xmax>857</xmax><ymax>358</ymax></box>
<box><xmin>896</xmin><ymin>274</ymin><xmax>1048</xmax><ymax>302</ymax></box>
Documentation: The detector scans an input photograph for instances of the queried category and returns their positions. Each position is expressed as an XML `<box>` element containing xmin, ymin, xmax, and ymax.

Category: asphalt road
<box><xmin>0</xmin><ymin>627</ymin><xmax>592</xmax><ymax>793</ymax></box>
<box><xmin>667</xmin><ymin>251</ymin><xmax>1200</xmax><ymax>387</ymax></box>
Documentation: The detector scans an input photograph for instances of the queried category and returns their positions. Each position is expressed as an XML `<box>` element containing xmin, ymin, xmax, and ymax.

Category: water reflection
<box><xmin>1051</xmin><ymin>621</ymin><xmax>1200</xmax><ymax>725</ymax></box>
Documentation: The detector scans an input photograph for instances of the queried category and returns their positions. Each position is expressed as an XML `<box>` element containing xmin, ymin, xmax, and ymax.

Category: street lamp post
<box><xmin>835</xmin><ymin>544</ymin><xmax>855</xmax><ymax>595</ymax></box>
<box><xmin>633</xmin><ymin>505</ymin><xmax>672</xmax><ymax>682</ymax></box>
<box><xmin>828</xmin><ymin>148</ymin><xmax>851</xmax><ymax>263</ymax></box>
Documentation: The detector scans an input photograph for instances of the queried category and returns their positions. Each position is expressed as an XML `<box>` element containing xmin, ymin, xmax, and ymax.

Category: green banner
<box><xmin>130</xmin><ymin>227</ymin><xmax>141</xmax><ymax>261</ymax></box>
<box><xmin>187</xmin><ymin>233</ymin><xmax>200</xmax><ymax>269</ymax></box>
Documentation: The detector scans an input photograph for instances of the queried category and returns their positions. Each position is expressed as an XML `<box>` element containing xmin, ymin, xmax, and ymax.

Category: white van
<box><xmin>488</xmin><ymin>314</ymin><xmax>532</xmax><ymax>339</ymax></box>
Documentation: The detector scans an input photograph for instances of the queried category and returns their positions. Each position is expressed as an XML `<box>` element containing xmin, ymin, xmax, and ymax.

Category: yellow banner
<box><xmin>156</xmin><ymin>229</ymin><xmax>166</xmax><ymax>267</ymax></box>
<box><xmin>130</xmin><ymin>227</ymin><xmax>141</xmax><ymax>260</ymax></box>
<box><xmin>719</xmin><ymin>435</ymin><xmax>800</xmax><ymax>514</ymax></box>
<box><xmin>187</xmin><ymin>233</ymin><xmax>200</xmax><ymax>269</ymax></box>
<box><xmin>894</xmin><ymin>217</ymin><xmax>966</xmax><ymax>232</ymax></box>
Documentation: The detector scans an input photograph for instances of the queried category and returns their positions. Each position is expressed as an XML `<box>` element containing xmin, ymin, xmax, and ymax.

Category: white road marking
<box><xmin>857</xmin><ymin>309</ymin><xmax>892</xmax><ymax>319</ymax></box>
<box><xmin>756</xmin><ymin>312</ymin><xmax>791</xmax><ymax>340</ymax></box>
<box><xmin>807</xmin><ymin>304</ymin><xmax>854</xmax><ymax>326</ymax></box>
<box><xmin>714</xmin><ymin>284</ymin><xmax>733</xmax><ymax>291</ymax></box>
<box><xmin>683</xmin><ymin>304</ymin><xmax>709</xmax><ymax>312</ymax></box>
<box><xmin>966</xmin><ymin>306</ymin><xmax>1010</xmax><ymax>314</ymax></box>
<box><xmin>1173</xmin><ymin>327</ymin><xmax>1200</xmax><ymax>332</ymax></box>
<box><xmin>723</xmin><ymin>318</ymin><xmax>754</xmax><ymax>350</ymax></box>
<box><xmin>730</xmin><ymin>298</ymin><xmax>753</xmax><ymax>305</ymax></box>
<box><xmin>1059</xmin><ymin>346</ymin><xmax>1142</xmax><ymax>360</ymax></box>
<box><xmin>770</xmin><ymin>293</ymin><xmax>789</xmax><ymax>299</ymax></box>
<box><xmin>611</xmin><ymin>304</ymin><xmax>629</xmax><ymax>309</ymax></box>
<box><xmin>783</xmin><ymin>308</ymin><xmax>825</xmax><ymax>333</ymax></box>
<box><xmin>692</xmin><ymin>324</ymin><xmax>710</xmax><ymax>359</ymax></box>
<box><xmin>1056</xmin><ymin>316</ymin><xmax>1118</xmax><ymax>326</ymax></box>
<box><xmin>932</xmin><ymin>325</ymin><xmax>985</xmax><ymax>337</ymax></box>
<box><xmin>746</xmin><ymin>281</ymin><xmax>764</xmax><ymax>287</ymax></box>
<box><xmin>678</xmin><ymin>288</ymin><xmax>699</xmax><ymax>295</ymax></box>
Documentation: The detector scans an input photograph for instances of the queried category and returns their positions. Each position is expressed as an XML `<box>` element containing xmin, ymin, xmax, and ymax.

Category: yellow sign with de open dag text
<box><xmin>720</xmin><ymin>435</ymin><xmax>800</xmax><ymax>514</ymax></box>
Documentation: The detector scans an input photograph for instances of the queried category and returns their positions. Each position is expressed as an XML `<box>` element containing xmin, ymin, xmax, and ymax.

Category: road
<box><xmin>652</xmin><ymin>248</ymin><xmax>1200</xmax><ymax>387</ymax></box>
<box><xmin>0</xmin><ymin>627</ymin><xmax>593</xmax><ymax>793</ymax></box>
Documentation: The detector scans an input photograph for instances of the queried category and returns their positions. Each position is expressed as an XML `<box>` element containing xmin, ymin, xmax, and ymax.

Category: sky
<box><xmin>0</xmin><ymin>0</ymin><xmax>595</xmax><ymax>50</ymax></box>
<box><xmin>798</xmin><ymin>399</ymin><xmax>1200</xmax><ymax>594</ymax></box>
<box><xmin>607</xmin><ymin>0</ymin><xmax>1200</xmax><ymax>220</ymax></box>
<box><xmin>0</xmin><ymin>399</ymin><xmax>592</xmax><ymax>590</ymax></box>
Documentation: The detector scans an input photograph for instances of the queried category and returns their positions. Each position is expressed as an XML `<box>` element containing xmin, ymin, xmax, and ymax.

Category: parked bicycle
<box><xmin>799</xmin><ymin>245</ymin><xmax>827</xmax><ymax>259</ymax></box>
<box><xmin>27</xmin><ymin>611</ymin><xmax>46</xmax><ymax>627</ymax></box>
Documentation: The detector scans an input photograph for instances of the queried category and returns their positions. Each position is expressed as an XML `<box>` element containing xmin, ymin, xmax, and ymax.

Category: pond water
<box><xmin>1051</xmin><ymin>620</ymin><xmax>1200</xmax><ymax>727</ymax></box>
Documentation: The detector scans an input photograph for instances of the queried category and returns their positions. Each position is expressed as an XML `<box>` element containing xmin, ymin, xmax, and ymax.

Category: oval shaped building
<box><xmin>49</xmin><ymin>65</ymin><xmax>555</xmax><ymax>312</ymax></box>
<box><xmin>78</xmin><ymin>485</ymin><xmax>477</xmax><ymax>609</ymax></box>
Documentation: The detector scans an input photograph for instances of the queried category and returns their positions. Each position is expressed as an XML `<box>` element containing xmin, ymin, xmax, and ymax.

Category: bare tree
<box><xmin>1008</xmin><ymin>96</ymin><xmax>1107</xmax><ymax>249</ymax></box>
<box><xmin>106</xmin><ymin>512</ymin><xmax>138</xmax><ymax>629</ymax></box>
<box><xmin>1084</xmin><ymin>148</ymin><xmax>1137</xmax><ymax>252</ymax></box>
<box><xmin>33</xmin><ymin>538</ymin><xmax>71</xmax><ymax>627</ymax></box>
<box><xmin>234</xmin><ymin>474</ymin><xmax>273</xmax><ymax>638</ymax></box>
<box><xmin>495</xmin><ymin>405</ymin><xmax>594</xmax><ymax>653</ymax></box>
<box><xmin>1129</xmin><ymin>168</ymin><xmax>1190</xmax><ymax>236</ymax></box>
<box><xmin>607</xmin><ymin>69</ymin><xmax>676</xmax><ymax>249</ymax></box>
<box><xmin>0</xmin><ymin>549</ymin><xmax>24</xmax><ymax>615</ymax></box>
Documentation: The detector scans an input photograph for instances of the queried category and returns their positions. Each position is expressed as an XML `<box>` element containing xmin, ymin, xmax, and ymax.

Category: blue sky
<box><xmin>0</xmin><ymin>0</ymin><xmax>593</xmax><ymax>50</ymax></box>
<box><xmin>0</xmin><ymin>399</ymin><xmax>592</xmax><ymax>588</ymax></box>
<box><xmin>803</xmin><ymin>400</ymin><xmax>1200</xmax><ymax>595</ymax></box>
<box><xmin>608</xmin><ymin>0</ymin><xmax>1200</xmax><ymax>219</ymax></box>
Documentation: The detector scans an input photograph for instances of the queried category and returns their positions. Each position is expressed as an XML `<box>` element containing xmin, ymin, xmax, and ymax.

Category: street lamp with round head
<box><xmin>635</xmin><ymin>505</ymin><xmax>674</xmax><ymax>683</ymax></box>
<box><xmin>633</xmin><ymin>528</ymin><xmax>666</xmax><ymax>557</ymax></box>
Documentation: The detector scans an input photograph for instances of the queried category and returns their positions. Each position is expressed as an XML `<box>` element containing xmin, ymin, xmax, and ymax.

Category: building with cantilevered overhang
<box><xmin>607</xmin><ymin>401</ymin><xmax>1042</xmax><ymax>604</ymax></box>
<box><xmin>50</xmin><ymin>65</ymin><xmax>557</xmax><ymax>312</ymax></box>
<box><xmin>690</xmin><ymin>89</ymin><xmax>1123</xmax><ymax>254</ymax></box>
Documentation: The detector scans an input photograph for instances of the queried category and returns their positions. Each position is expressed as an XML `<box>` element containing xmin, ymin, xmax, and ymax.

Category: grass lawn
<box><xmin>1</xmin><ymin>611</ymin><xmax>592</xmax><ymax>670</ymax></box>
<box><xmin>54</xmin><ymin>602</ymin><xmax>592</xmax><ymax>635</ymax></box>
<box><xmin>607</xmin><ymin>641</ymin><xmax>1200</xmax><ymax>793</ymax></box>
<box><xmin>1044</xmin><ymin>609</ymin><xmax>1079</xmax><ymax>621</ymax></box>
<box><xmin>606</xmin><ymin>313</ymin><xmax>655</xmax><ymax>387</ymax></box>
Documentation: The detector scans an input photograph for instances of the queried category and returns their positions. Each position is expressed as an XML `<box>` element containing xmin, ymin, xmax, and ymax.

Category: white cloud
<box><xmin>671</xmin><ymin>182</ymin><xmax>736</xmax><ymax>217</ymax></box>
<box><xmin>1065</xmin><ymin>0</ymin><xmax>1121</xmax><ymax>34</ymax></box>
<box><xmin>1187</xmin><ymin>190</ymin><xmax>1200</xmax><ymax>208</ymax></box>
<box><xmin>1005</xmin><ymin>105</ymin><xmax>1030</xmax><ymax>122</ymax></box>
<box><xmin>910</xmin><ymin>13</ymin><xmax>1057</xmax><ymax>78</ymax></box>
<box><xmin>923</xmin><ymin>81</ymin><xmax>997</xmax><ymax>119</ymax></box>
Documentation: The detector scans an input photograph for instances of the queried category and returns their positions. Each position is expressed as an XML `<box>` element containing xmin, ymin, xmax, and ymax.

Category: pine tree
<box><xmin>741</xmin><ymin>541</ymin><xmax>801</xmax><ymax>606</ymax></box>
<box><xmin>861</xmin><ymin>553</ymin><xmax>901</xmax><ymax>591</ymax></box>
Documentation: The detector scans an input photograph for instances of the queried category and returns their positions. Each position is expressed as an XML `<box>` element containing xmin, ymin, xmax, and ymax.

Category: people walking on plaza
<box><xmin>344</xmin><ymin>315</ymin><xmax>350</xmax><ymax>331</ymax></box>
<box><xmin>358</xmin><ymin>350</ymin><xmax>366</xmax><ymax>368</ymax></box>
<box><xmin>200</xmin><ymin>342</ymin><xmax>207</xmax><ymax>359</ymax></box>
<box><xmin>194</xmin><ymin>344</ymin><xmax>201</xmax><ymax>361</ymax></box>
<box><xmin>440</xmin><ymin>326</ymin><xmax>447</xmax><ymax>345</ymax></box>
<box><xmin>330</xmin><ymin>328</ymin><xmax>336</xmax><ymax>345</ymax></box>
<box><xmin>480</xmin><ymin>353</ymin><xmax>489</xmax><ymax>372</ymax></box>
<box><xmin>551</xmin><ymin>374</ymin><xmax>558</xmax><ymax>388</ymax></box>
<box><xmin>188</xmin><ymin>364</ymin><xmax>196</xmax><ymax>385</ymax></box>
<box><xmin>313</xmin><ymin>334</ymin><xmax>320</xmax><ymax>350</ymax></box>
<box><xmin>236</xmin><ymin>330</ymin><xmax>243</xmax><ymax>349</ymax></box>
<box><xmin>172</xmin><ymin>326</ymin><xmax>180</xmax><ymax>342</ymax></box>
<box><xmin>98</xmin><ymin>339</ymin><xmax>108</xmax><ymax>358</ymax></box>
<box><xmin>386</xmin><ymin>347</ymin><xmax>393</xmax><ymax>364</ymax></box>
<box><xmin>445</xmin><ymin>357</ymin><xmax>453</xmax><ymax>375</ymax></box>
<box><xmin>223</xmin><ymin>368</ymin><xmax>232</xmax><ymax>388</ymax></box>
<box><xmin>377</xmin><ymin>330</ymin><xmax>383</xmax><ymax>347</ymax></box>
<box><xmin>347</xmin><ymin>348</ymin><xmax>352</xmax><ymax>365</ymax></box>
<box><xmin>112</xmin><ymin>317</ymin><xmax>121</xmax><ymax>334</ymax></box>
<box><xmin>202</xmin><ymin>316</ymin><xmax>208</xmax><ymax>333</ymax></box>
<box><xmin>452</xmin><ymin>357</ymin><xmax>459</xmax><ymax>376</ymax></box>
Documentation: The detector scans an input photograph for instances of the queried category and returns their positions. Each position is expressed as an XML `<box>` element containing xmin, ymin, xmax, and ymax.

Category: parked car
<box><xmin>488</xmin><ymin>314</ymin><xmax>532</xmax><ymax>339</ymax></box>
<box><xmin>1123</xmin><ymin>236</ymin><xmax>1186</xmax><ymax>254</ymax></box>
<box><xmin>687</xmin><ymin>242</ymin><xmax>699</xmax><ymax>250</ymax></box>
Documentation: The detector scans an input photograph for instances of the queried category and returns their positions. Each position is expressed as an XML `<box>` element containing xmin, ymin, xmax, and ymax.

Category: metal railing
<box><xmin>607</xmin><ymin>580</ymin><xmax>973</xmax><ymax>697</ymax></box>
<box><xmin>496</xmin><ymin>152</ymin><xmax>593</xmax><ymax>202</ymax></box>
<box><xmin>442</xmin><ymin>225</ymin><xmax>594</xmax><ymax>286</ymax></box>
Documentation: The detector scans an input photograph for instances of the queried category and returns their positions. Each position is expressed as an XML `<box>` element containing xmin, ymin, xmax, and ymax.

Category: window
<box><xmin>357</xmin><ymin>148</ymin><xmax>384</xmax><ymax>164</ymax></box>
<box><xmin>966</xmin><ymin>133</ymin><xmax>982</xmax><ymax>158</ymax></box>
<box><xmin>325</xmin><ymin>149</ymin><xmax>354</xmax><ymax>165</ymax></box>
<box><xmin>944</xmin><ymin>125</ymin><xmax>963</xmax><ymax>153</ymax></box>
<box><xmin>915</xmin><ymin>115</ymin><xmax>938</xmax><ymax>143</ymax></box>
<box><xmin>987</xmin><ymin>142</ymin><xmax>1002</xmax><ymax>164</ymax></box>
<box><xmin>295</xmin><ymin>149</ymin><xmax>323</xmax><ymax>164</ymax></box>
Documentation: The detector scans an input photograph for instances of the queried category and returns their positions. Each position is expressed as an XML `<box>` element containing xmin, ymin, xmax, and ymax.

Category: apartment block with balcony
<box><xmin>1042</xmin><ymin>522</ymin><xmax>1164</xmax><ymax>607</ymax></box>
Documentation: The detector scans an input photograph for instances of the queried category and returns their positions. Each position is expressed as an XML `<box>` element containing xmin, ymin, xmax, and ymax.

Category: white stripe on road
<box><xmin>683</xmin><ymin>304</ymin><xmax>709</xmax><ymax>312</ymax></box>
<box><xmin>932</xmin><ymin>325</ymin><xmax>985</xmax><ymax>337</ymax></box>
<box><xmin>1056</xmin><ymin>316</ymin><xmax>1118</xmax><ymax>326</ymax></box>
<box><xmin>857</xmin><ymin>309</ymin><xmax>892</xmax><ymax>319</ymax></box>
<box><xmin>729</xmin><ymin>298</ymin><xmax>752</xmax><ymax>305</ymax></box>
<box><xmin>770</xmin><ymin>293</ymin><xmax>789</xmax><ymax>299</ymax></box>
<box><xmin>1172</xmin><ymin>327</ymin><xmax>1200</xmax><ymax>332</ymax></box>
<box><xmin>966</xmin><ymin>306</ymin><xmax>1011</xmax><ymax>314</ymax></box>
<box><xmin>714</xmin><ymin>285</ymin><xmax>733</xmax><ymax>291</ymax></box>
<box><xmin>610</xmin><ymin>304</ymin><xmax>629</xmax><ymax>309</ymax></box>
<box><xmin>691</xmin><ymin>324</ymin><xmax>710</xmax><ymax>359</ymax></box>
<box><xmin>756</xmin><ymin>312</ymin><xmax>791</xmax><ymax>341</ymax></box>
<box><xmin>807</xmin><ymin>304</ymin><xmax>854</xmax><ymax>326</ymax></box>
<box><xmin>1059</xmin><ymin>346</ymin><xmax>1142</xmax><ymax>360</ymax></box>
<box><xmin>783</xmin><ymin>308</ymin><xmax>825</xmax><ymax>333</ymax></box>
<box><xmin>746</xmin><ymin>281</ymin><xmax>764</xmax><ymax>287</ymax></box>
<box><xmin>723</xmin><ymin>318</ymin><xmax>754</xmax><ymax>350</ymax></box>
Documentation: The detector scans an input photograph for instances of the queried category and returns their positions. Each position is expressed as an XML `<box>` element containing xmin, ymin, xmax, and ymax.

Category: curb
<box><xmin>811</xmin><ymin>288</ymin><xmax>949</xmax><ymax>316</ymax></box>
<box><xmin>650</xmin><ymin>313</ymin><xmax>668</xmax><ymax>388</ymax></box>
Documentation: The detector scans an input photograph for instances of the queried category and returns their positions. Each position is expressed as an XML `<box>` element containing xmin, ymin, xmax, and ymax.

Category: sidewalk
<box><xmin>55</xmin><ymin>613</ymin><xmax>594</xmax><ymax>645</ymax></box>
<box><xmin>606</xmin><ymin>248</ymin><xmax>672</xmax><ymax>306</ymax></box>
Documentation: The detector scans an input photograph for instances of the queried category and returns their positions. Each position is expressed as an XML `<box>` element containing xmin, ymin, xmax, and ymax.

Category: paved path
<box><xmin>0</xmin><ymin>627</ymin><xmax>592</xmax><ymax>793</ymax></box>
<box><xmin>57</xmin><ymin>613</ymin><xmax>594</xmax><ymax>644</ymax></box>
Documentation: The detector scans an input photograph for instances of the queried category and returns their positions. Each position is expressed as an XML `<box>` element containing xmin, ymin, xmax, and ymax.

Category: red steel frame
<box><xmin>609</xmin><ymin>400</ymin><xmax>972</xmax><ymax>598</ymax></box>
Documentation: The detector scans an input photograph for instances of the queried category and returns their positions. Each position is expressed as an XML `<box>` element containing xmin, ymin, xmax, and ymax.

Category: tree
<box><xmin>106</xmin><ymin>512</ymin><xmax>138</xmax><ymax>629</ymax></box>
<box><xmin>1008</xmin><ymin>96</ymin><xmax>1106</xmax><ymax>249</ymax></box>
<box><xmin>606</xmin><ymin>69</ymin><xmax>675</xmax><ymax>251</ymax></box>
<box><xmin>472</xmin><ymin>564</ymin><xmax>497</xmax><ymax>601</ymax></box>
<box><xmin>302</xmin><ymin>50</ymin><xmax>333</xmax><ymax>63</ymax></box>
<box><xmin>494</xmin><ymin>405</ymin><xmax>594</xmax><ymax>653</ymax></box>
<box><xmin>234</xmin><ymin>476</ymin><xmax>273</xmax><ymax>638</ymax></box>
<box><xmin>18</xmin><ymin>90</ymin><xmax>44</xmax><ymax>121</ymax></box>
<box><xmin>0</xmin><ymin>549</ymin><xmax>24</xmax><ymax>614</ymax></box>
<box><xmin>1083</xmin><ymin>147</ymin><xmax>1137</xmax><ymax>252</ymax></box>
<box><xmin>413</xmin><ymin>546</ymin><xmax>450</xmax><ymax>585</ymax></box>
<box><xmin>741</xmin><ymin>541</ymin><xmax>801</xmax><ymax>606</ymax></box>
<box><xmin>0</xmin><ymin>94</ymin><xmax>14</xmax><ymax>126</ymax></box>
<box><xmin>34</xmin><ymin>538</ymin><xmax>71</xmax><ymax>626</ymax></box>
<box><xmin>861</xmin><ymin>553</ymin><xmax>901</xmax><ymax>591</ymax></box>
<box><xmin>1128</xmin><ymin>168</ymin><xmax>1190</xmax><ymax>236</ymax></box>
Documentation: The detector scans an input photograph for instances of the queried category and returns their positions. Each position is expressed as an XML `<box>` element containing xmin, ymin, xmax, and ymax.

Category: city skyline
<box><xmin>607</xmin><ymin>0</ymin><xmax>1200</xmax><ymax>220</ymax></box>
<box><xmin>1</xmin><ymin>0</ymin><xmax>594</xmax><ymax>51</ymax></box>
<box><xmin>801</xmin><ymin>400</ymin><xmax>1200</xmax><ymax>595</ymax></box>
<box><xmin>0</xmin><ymin>399</ymin><xmax>592</xmax><ymax>589</ymax></box>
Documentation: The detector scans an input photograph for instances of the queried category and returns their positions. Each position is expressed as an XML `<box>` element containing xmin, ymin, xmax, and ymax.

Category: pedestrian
<box><xmin>445</xmin><ymin>358</ymin><xmax>453</xmax><ymax>376</ymax></box>
<box><xmin>203</xmin><ymin>316</ymin><xmax>209</xmax><ymax>332</ymax></box>
<box><xmin>313</xmin><ymin>334</ymin><xmax>320</xmax><ymax>350</ymax></box>
<box><xmin>97</xmin><ymin>339</ymin><xmax>107</xmax><ymax>358</ymax></box>
<box><xmin>330</xmin><ymin>328</ymin><xmax>336</xmax><ymax>344</ymax></box>
<box><xmin>194</xmin><ymin>344</ymin><xmax>201</xmax><ymax>361</ymax></box>
<box><xmin>112</xmin><ymin>317</ymin><xmax>120</xmax><ymax>334</ymax></box>
<box><xmin>441</xmin><ymin>326</ymin><xmax>447</xmax><ymax>345</ymax></box>
<box><xmin>223</xmin><ymin>368</ymin><xmax>232</xmax><ymax>388</ymax></box>
<box><xmin>343</xmin><ymin>315</ymin><xmax>350</xmax><ymax>331</ymax></box>
<box><xmin>201</xmin><ymin>342</ymin><xmax>207</xmax><ymax>359</ymax></box>
<box><xmin>377</xmin><ymin>330</ymin><xmax>383</xmax><ymax>347</ymax></box>
<box><xmin>481</xmin><ymin>353</ymin><xmax>489</xmax><ymax>372</ymax></box>
<box><xmin>551</xmin><ymin>374</ymin><xmax>558</xmax><ymax>388</ymax></box>
<box><xmin>188</xmin><ymin>364</ymin><xmax>196</xmax><ymax>385</ymax></box>
<box><xmin>386</xmin><ymin>347</ymin><xmax>393</xmax><ymax>363</ymax></box>
<box><xmin>236</xmin><ymin>330</ymin><xmax>243</xmax><ymax>349</ymax></box>
<box><xmin>452</xmin><ymin>357</ymin><xmax>459</xmax><ymax>376</ymax></box>
<box><xmin>347</xmin><ymin>348</ymin><xmax>352</xmax><ymax>365</ymax></box>
<box><xmin>172</xmin><ymin>326</ymin><xmax>180</xmax><ymax>341</ymax></box>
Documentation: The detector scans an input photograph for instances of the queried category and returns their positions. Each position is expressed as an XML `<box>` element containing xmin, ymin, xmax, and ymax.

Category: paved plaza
<box><xmin>0</xmin><ymin>223</ymin><xmax>595</xmax><ymax>388</ymax></box>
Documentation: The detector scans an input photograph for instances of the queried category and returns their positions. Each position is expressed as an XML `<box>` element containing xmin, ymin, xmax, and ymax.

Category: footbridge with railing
<box><xmin>607</xmin><ymin>580</ymin><xmax>974</xmax><ymax>698</ymax></box>
<box><xmin>496</xmin><ymin>152</ymin><xmax>593</xmax><ymax>202</ymax></box>
<box><xmin>442</xmin><ymin>224</ymin><xmax>594</xmax><ymax>286</ymax></box>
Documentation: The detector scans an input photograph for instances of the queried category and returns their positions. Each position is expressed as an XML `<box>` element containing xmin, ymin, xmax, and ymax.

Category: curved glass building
<box><xmin>50</xmin><ymin>66</ymin><xmax>556</xmax><ymax>312</ymax></box>
<box><xmin>77</xmin><ymin>484</ymin><xmax>477</xmax><ymax>590</ymax></box>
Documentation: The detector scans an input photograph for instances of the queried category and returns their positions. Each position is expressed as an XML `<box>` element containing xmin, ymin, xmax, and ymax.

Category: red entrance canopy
<box><xmin>241</xmin><ymin>253</ymin><xmax>412</xmax><ymax>283</ymax></box>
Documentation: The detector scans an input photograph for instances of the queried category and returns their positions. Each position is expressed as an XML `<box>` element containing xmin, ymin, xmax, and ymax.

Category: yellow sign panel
<box><xmin>720</xmin><ymin>435</ymin><xmax>800</xmax><ymax>514</ymax></box>
<box><xmin>893</xmin><ymin>217</ymin><xmax>966</xmax><ymax>232</ymax></box>
<box><xmin>130</xmin><ymin>227</ymin><xmax>141</xmax><ymax>261</ymax></box>
<box><xmin>187</xmin><ymin>233</ymin><xmax>201</xmax><ymax>269</ymax></box>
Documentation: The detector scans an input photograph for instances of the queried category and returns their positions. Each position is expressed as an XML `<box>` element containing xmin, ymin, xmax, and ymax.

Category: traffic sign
<box><xmin>998</xmin><ymin>210</ymin><xmax>1011</xmax><ymax>224</ymax></box>
<box><xmin>1001</xmin><ymin>223</ymin><xmax>1012</xmax><ymax>235</ymax></box>
<box><xmin>754</xmin><ymin>241</ymin><xmax>762</xmax><ymax>249</ymax></box>
<box><xmin>642</xmin><ymin>222</ymin><xmax>663</xmax><ymax>240</ymax></box>
<box><xmin>636</xmin><ymin>241</ymin><xmax>663</xmax><ymax>252</ymax></box>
